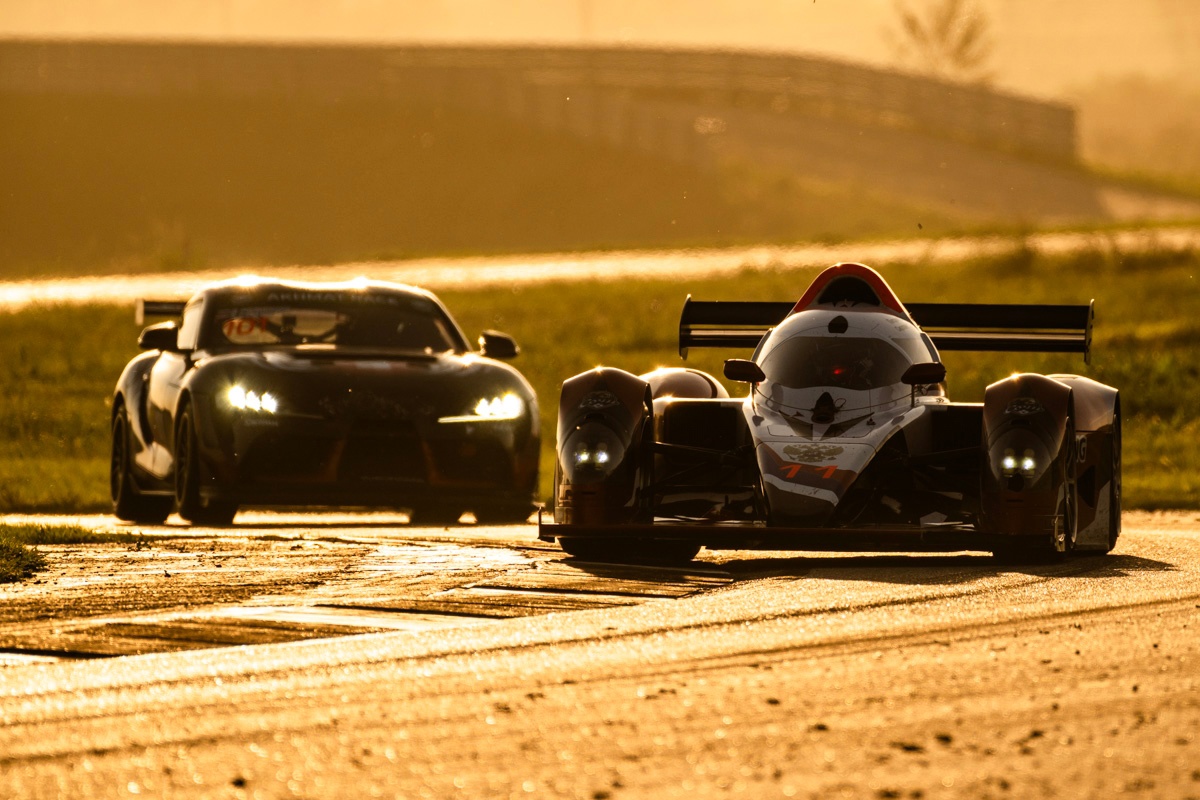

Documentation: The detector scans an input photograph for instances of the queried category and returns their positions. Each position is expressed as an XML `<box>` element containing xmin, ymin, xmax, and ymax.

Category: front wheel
<box><xmin>472</xmin><ymin>501</ymin><xmax>535</xmax><ymax>525</ymax></box>
<box><xmin>408</xmin><ymin>506</ymin><xmax>464</xmax><ymax>526</ymax></box>
<box><xmin>1106</xmin><ymin>412</ymin><xmax>1122</xmax><ymax>553</ymax></box>
<box><xmin>174</xmin><ymin>405</ymin><xmax>237</xmax><ymax>526</ymax></box>
<box><xmin>993</xmin><ymin>423</ymin><xmax>1078</xmax><ymax>564</ymax></box>
<box><xmin>111</xmin><ymin>405</ymin><xmax>172</xmax><ymax>524</ymax></box>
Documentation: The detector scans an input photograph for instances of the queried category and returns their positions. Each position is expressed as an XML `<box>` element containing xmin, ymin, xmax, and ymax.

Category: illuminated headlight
<box><xmin>573</xmin><ymin>441</ymin><xmax>612</xmax><ymax>467</ymax></box>
<box><xmin>227</xmin><ymin>385</ymin><xmax>278</xmax><ymax>414</ymax></box>
<box><xmin>562</xmin><ymin>422</ymin><xmax>627</xmax><ymax>483</ymax></box>
<box><xmin>438</xmin><ymin>392</ymin><xmax>524</xmax><ymax>423</ymax></box>
<box><xmin>1000</xmin><ymin>448</ymin><xmax>1037</xmax><ymax>478</ymax></box>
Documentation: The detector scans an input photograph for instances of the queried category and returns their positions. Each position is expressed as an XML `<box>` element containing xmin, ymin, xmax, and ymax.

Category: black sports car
<box><xmin>110</xmin><ymin>277</ymin><xmax>539</xmax><ymax>525</ymax></box>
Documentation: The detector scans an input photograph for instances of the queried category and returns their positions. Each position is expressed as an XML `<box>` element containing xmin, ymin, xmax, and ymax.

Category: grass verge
<box><xmin>1</xmin><ymin>239</ymin><xmax>1197</xmax><ymax>512</ymax></box>
<box><xmin>0</xmin><ymin>523</ymin><xmax>154</xmax><ymax>583</ymax></box>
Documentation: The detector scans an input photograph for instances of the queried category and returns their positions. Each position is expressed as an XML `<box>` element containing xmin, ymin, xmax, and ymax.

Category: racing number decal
<box><xmin>780</xmin><ymin>463</ymin><xmax>838</xmax><ymax>481</ymax></box>
<box><xmin>222</xmin><ymin>316</ymin><xmax>267</xmax><ymax>338</ymax></box>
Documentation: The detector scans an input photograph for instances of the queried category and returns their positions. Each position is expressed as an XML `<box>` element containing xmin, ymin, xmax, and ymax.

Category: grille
<box><xmin>428</xmin><ymin>439</ymin><xmax>512</xmax><ymax>484</ymax></box>
<box><xmin>339</xmin><ymin>435</ymin><xmax>425</xmax><ymax>482</ymax></box>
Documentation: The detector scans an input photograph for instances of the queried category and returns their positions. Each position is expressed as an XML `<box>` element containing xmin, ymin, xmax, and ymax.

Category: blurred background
<box><xmin>3</xmin><ymin>0</ymin><xmax>1199</xmax><ymax>278</ymax></box>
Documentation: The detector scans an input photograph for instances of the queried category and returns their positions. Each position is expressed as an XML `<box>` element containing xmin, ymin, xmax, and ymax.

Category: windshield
<box><xmin>760</xmin><ymin>335</ymin><xmax>920</xmax><ymax>391</ymax></box>
<box><xmin>203</xmin><ymin>292</ymin><xmax>463</xmax><ymax>352</ymax></box>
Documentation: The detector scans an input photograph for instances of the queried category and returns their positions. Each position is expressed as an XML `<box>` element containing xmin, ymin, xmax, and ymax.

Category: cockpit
<box><xmin>756</xmin><ymin>312</ymin><xmax>938</xmax><ymax>393</ymax></box>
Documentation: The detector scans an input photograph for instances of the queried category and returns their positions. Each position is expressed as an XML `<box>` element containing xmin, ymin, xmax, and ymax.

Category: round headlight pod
<box><xmin>992</xmin><ymin>433</ymin><xmax>1051</xmax><ymax>485</ymax></box>
<box><xmin>563</xmin><ymin>424</ymin><xmax>626</xmax><ymax>483</ymax></box>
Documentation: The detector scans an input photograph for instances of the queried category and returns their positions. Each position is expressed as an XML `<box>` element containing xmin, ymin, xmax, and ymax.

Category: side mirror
<box><xmin>901</xmin><ymin>362</ymin><xmax>947</xmax><ymax>386</ymax></box>
<box><xmin>138</xmin><ymin>321</ymin><xmax>179</xmax><ymax>352</ymax></box>
<box><xmin>723</xmin><ymin>358</ymin><xmax>766</xmax><ymax>383</ymax></box>
<box><xmin>479</xmin><ymin>330</ymin><xmax>519</xmax><ymax>360</ymax></box>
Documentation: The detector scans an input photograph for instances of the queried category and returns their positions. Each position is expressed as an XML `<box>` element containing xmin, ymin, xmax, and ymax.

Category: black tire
<box><xmin>472</xmin><ymin>501</ymin><xmax>535</xmax><ymax>525</ymax></box>
<box><xmin>992</xmin><ymin>418</ymin><xmax>1078</xmax><ymax>564</ymax></box>
<box><xmin>1052</xmin><ymin>415</ymin><xmax>1079</xmax><ymax>558</ymax></box>
<box><xmin>560</xmin><ymin>538</ymin><xmax>701</xmax><ymax>566</ymax></box>
<box><xmin>408</xmin><ymin>506</ymin><xmax>464</xmax><ymax>526</ymax></box>
<box><xmin>174</xmin><ymin>405</ymin><xmax>237</xmax><ymax>526</ymax></box>
<box><xmin>1106</xmin><ymin>412</ymin><xmax>1122</xmax><ymax>553</ymax></box>
<box><xmin>110</xmin><ymin>405</ymin><xmax>172</xmax><ymax>524</ymax></box>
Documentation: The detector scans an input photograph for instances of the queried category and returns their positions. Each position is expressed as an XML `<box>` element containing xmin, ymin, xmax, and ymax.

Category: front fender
<box><xmin>980</xmin><ymin>373</ymin><xmax>1074</xmax><ymax>537</ymax></box>
<box><xmin>553</xmin><ymin>367</ymin><xmax>653</xmax><ymax>525</ymax></box>
<box><xmin>113</xmin><ymin>350</ymin><xmax>160</xmax><ymax>450</ymax></box>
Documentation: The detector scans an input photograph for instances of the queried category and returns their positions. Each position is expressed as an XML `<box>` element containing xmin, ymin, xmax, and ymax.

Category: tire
<box><xmin>1106</xmin><ymin>413</ymin><xmax>1122</xmax><ymax>553</ymax></box>
<box><xmin>472</xmin><ymin>501</ymin><xmax>535</xmax><ymax>525</ymax></box>
<box><xmin>559</xmin><ymin>538</ymin><xmax>701</xmax><ymax>566</ymax></box>
<box><xmin>110</xmin><ymin>405</ymin><xmax>172</xmax><ymax>524</ymax></box>
<box><xmin>992</xmin><ymin>418</ymin><xmax>1078</xmax><ymax>564</ymax></box>
<box><xmin>174</xmin><ymin>405</ymin><xmax>237</xmax><ymax>526</ymax></box>
<box><xmin>408</xmin><ymin>506</ymin><xmax>464</xmax><ymax>526</ymax></box>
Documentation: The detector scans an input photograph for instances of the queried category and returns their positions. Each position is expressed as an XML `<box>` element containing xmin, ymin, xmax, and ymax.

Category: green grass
<box><xmin>0</xmin><ymin>536</ymin><xmax>45</xmax><ymax>583</ymax></box>
<box><xmin>1</xmin><ymin>241</ymin><xmax>1197</xmax><ymax>513</ymax></box>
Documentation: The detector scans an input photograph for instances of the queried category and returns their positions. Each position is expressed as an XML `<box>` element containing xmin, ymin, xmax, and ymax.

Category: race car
<box><xmin>110</xmin><ymin>277</ymin><xmax>539</xmax><ymax>525</ymax></box>
<box><xmin>540</xmin><ymin>262</ymin><xmax>1120</xmax><ymax>564</ymax></box>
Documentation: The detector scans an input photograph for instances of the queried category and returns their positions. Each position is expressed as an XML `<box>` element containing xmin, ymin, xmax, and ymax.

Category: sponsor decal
<box><xmin>1005</xmin><ymin>397</ymin><xmax>1045</xmax><ymax>417</ymax></box>
<box><xmin>783</xmin><ymin>443</ymin><xmax>845</xmax><ymax>462</ymax></box>
<box><xmin>580</xmin><ymin>391</ymin><xmax>620</xmax><ymax>410</ymax></box>
<box><xmin>264</xmin><ymin>291</ymin><xmax>404</xmax><ymax>306</ymax></box>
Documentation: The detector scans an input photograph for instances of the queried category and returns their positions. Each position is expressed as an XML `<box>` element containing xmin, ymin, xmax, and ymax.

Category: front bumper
<box><xmin>197</xmin><ymin>412</ymin><xmax>538</xmax><ymax>509</ymax></box>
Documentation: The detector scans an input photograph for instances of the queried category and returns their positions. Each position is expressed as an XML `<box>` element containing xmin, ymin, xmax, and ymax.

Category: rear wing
<box><xmin>135</xmin><ymin>300</ymin><xmax>186</xmax><ymax>325</ymax></box>
<box><xmin>678</xmin><ymin>297</ymin><xmax>1094</xmax><ymax>363</ymax></box>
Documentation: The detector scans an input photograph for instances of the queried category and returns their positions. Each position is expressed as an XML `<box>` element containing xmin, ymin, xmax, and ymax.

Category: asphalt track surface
<box><xmin>1</xmin><ymin>510</ymin><xmax>1197</xmax><ymax>798</ymax></box>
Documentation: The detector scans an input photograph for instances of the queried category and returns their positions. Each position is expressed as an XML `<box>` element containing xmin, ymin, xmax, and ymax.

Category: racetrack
<box><xmin>1</xmin><ymin>510</ymin><xmax>1197</xmax><ymax>798</ymax></box>
<box><xmin>3</xmin><ymin>225</ymin><xmax>1200</xmax><ymax>310</ymax></box>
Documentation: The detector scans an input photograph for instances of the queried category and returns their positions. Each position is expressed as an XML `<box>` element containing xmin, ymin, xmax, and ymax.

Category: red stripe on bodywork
<box><xmin>791</xmin><ymin>262</ymin><xmax>908</xmax><ymax>316</ymax></box>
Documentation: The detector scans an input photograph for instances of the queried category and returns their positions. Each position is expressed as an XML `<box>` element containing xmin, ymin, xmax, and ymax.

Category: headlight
<box><xmin>573</xmin><ymin>441</ymin><xmax>613</xmax><ymax>467</ymax></box>
<box><xmin>227</xmin><ymin>384</ymin><xmax>278</xmax><ymax>414</ymax></box>
<box><xmin>561</xmin><ymin>422</ymin><xmax>627</xmax><ymax>483</ymax></box>
<box><xmin>1000</xmin><ymin>448</ymin><xmax>1037</xmax><ymax>478</ymax></box>
<box><xmin>438</xmin><ymin>392</ymin><xmax>524</xmax><ymax>424</ymax></box>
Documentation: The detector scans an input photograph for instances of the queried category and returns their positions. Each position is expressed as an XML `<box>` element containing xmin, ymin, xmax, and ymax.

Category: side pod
<box><xmin>554</xmin><ymin>368</ymin><xmax>654</xmax><ymax>526</ymax></box>
<box><xmin>980</xmin><ymin>373</ymin><xmax>1075</xmax><ymax>547</ymax></box>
